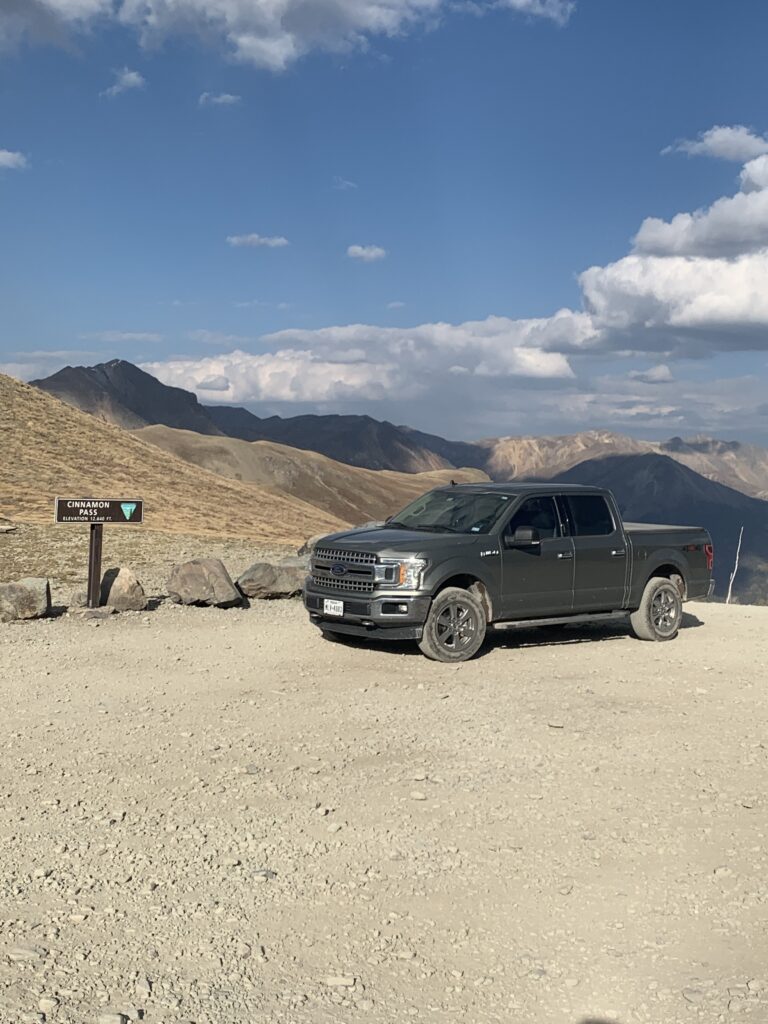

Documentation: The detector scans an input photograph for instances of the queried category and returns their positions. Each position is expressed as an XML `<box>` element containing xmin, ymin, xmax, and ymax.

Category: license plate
<box><xmin>323</xmin><ymin>599</ymin><xmax>344</xmax><ymax>616</ymax></box>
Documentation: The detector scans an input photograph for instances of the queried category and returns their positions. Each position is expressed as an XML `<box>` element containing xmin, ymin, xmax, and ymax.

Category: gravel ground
<box><xmin>1</xmin><ymin>599</ymin><xmax>767</xmax><ymax>1024</ymax></box>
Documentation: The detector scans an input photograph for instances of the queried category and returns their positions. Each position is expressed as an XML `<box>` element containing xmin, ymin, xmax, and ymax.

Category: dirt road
<box><xmin>1</xmin><ymin>601</ymin><xmax>766</xmax><ymax>1024</ymax></box>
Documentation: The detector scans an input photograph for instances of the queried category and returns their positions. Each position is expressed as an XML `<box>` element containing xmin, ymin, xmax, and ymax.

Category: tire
<box><xmin>418</xmin><ymin>586</ymin><xmax>487</xmax><ymax>662</ymax></box>
<box><xmin>629</xmin><ymin>577</ymin><xmax>683</xmax><ymax>642</ymax></box>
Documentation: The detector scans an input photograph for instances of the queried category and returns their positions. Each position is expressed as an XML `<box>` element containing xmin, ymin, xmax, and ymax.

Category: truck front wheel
<box><xmin>629</xmin><ymin>577</ymin><xmax>682</xmax><ymax>641</ymax></box>
<box><xmin>418</xmin><ymin>587</ymin><xmax>487</xmax><ymax>662</ymax></box>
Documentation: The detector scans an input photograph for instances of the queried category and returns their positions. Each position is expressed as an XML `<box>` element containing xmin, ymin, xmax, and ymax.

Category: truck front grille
<box><xmin>311</xmin><ymin>575</ymin><xmax>374</xmax><ymax>594</ymax></box>
<box><xmin>311</xmin><ymin>547</ymin><xmax>377</xmax><ymax>593</ymax></box>
<box><xmin>314</xmin><ymin>548</ymin><xmax>376</xmax><ymax>565</ymax></box>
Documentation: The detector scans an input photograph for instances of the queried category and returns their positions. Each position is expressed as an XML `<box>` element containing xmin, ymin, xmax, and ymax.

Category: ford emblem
<box><xmin>330</xmin><ymin>562</ymin><xmax>347</xmax><ymax>577</ymax></box>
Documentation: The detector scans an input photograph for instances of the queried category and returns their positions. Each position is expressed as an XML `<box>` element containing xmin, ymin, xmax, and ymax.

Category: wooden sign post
<box><xmin>55</xmin><ymin>498</ymin><xmax>144</xmax><ymax>608</ymax></box>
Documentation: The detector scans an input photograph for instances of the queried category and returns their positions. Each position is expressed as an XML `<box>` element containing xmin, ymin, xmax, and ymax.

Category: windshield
<box><xmin>389</xmin><ymin>490</ymin><xmax>513</xmax><ymax>535</ymax></box>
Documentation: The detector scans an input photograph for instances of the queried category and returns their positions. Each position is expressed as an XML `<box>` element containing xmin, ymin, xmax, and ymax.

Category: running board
<box><xmin>491</xmin><ymin>610</ymin><xmax>629</xmax><ymax>631</ymax></box>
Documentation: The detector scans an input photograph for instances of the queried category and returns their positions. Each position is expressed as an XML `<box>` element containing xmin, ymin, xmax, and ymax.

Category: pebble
<box><xmin>8</xmin><ymin>945</ymin><xmax>48</xmax><ymax>962</ymax></box>
<box><xmin>98</xmin><ymin>1015</ymin><xmax>129</xmax><ymax>1024</ymax></box>
<box><xmin>327</xmin><ymin>823</ymin><xmax>343</xmax><ymax>833</ymax></box>
<box><xmin>325</xmin><ymin>975</ymin><xmax>356</xmax><ymax>988</ymax></box>
<box><xmin>410</xmin><ymin>791</ymin><xmax>427</xmax><ymax>801</ymax></box>
<box><xmin>39</xmin><ymin>998</ymin><xmax>59</xmax><ymax>1013</ymax></box>
<box><xmin>682</xmin><ymin>987</ymin><xmax>704</xmax><ymax>1004</ymax></box>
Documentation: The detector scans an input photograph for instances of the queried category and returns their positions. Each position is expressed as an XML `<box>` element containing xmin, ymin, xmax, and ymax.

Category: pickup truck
<box><xmin>304</xmin><ymin>483</ymin><xmax>714</xmax><ymax>662</ymax></box>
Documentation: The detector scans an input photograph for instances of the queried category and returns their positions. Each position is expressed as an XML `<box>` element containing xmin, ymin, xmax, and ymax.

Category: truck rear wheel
<box><xmin>418</xmin><ymin>587</ymin><xmax>487</xmax><ymax>662</ymax></box>
<box><xmin>629</xmin><ymin>577</ymin><xmax>682</xmax><ymax>642</ymax></box>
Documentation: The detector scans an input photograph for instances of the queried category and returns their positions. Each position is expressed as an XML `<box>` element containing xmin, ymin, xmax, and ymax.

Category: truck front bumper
<box><xmin>304</xmin><ymin>580</ymin><xmax>431</xmax><ymax>641</ymax></box>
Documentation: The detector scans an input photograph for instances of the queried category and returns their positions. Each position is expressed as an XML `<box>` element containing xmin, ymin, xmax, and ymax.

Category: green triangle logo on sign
<box><xmin>121</xmin><ymin>503</ymin><xmax>137</xmax><ymax>520</ymax></box>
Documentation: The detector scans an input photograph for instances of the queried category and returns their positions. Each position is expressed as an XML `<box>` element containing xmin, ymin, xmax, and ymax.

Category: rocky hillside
<box><xmin>0</xmin><ymin>374</ymin><xmax>344</xmax><ymax>543</ymax></box>
<box><xmin>32</xmin><ymin>360</ymin><xmax>223</xmax><ymax>434</ymax></box>
<box><xmin>134</xmin><ymin>425</ymin><xmax>488</xmax><ymax>523</ymax></box>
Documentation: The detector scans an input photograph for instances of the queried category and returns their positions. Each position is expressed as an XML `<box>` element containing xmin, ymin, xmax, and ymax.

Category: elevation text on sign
<box><xmin>55</xmin><ymin>499</ymin><xmax>144</xmax><ymax>525</ymax></box>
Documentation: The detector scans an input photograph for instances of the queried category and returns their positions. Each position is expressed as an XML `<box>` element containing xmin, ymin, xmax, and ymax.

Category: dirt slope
<box><xmin>134</xmin><ymin>425</ymin><xmax>489</xmax><ymax>523</ymax></box>
<box><xmin>1</xmin><ymin>599</ymin><xmax>766</xmax><ymax>1024</ymax></box>
<box><xmin>0</xmin><ymin>374</ymin><xmax>344</xmax><ymax>543</ymax></box>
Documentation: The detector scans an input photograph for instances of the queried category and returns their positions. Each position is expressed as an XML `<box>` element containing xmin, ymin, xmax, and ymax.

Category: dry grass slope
<box><xmin>0</xmin><ymin>374</ymin><xmax>345</xmax><ymax>543</ymax></box>
<box><xmin>134</xmin><ymin>425</ymin><xmax>489</xmax><ymax>523</ymax></box>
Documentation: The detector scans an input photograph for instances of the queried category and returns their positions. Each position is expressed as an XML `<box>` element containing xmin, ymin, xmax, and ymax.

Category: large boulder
<box><xmin>237</xmin><ymin>562</ymin><xmax>306</xmax><ymax>600</ymax></box>
<box><xmin>167</xmin><ymin>558</ymin><xmax>241</xmax><ymax>608</ymax></box>
<box><xmin>0</xmin><ymin>578</ymin><xmax>51</xmax><ymax>623</ymax></box>
<box><xmin>100</xmin><ymin>567</ymin><xmax>148</xmax><ymax>612</ymax></box>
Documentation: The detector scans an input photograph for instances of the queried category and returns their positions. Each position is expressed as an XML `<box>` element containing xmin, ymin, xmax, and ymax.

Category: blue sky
<box><xmin>2</xmin><ymin>0</ymin><xmax>768</xmax><ymax>442</ymax></box>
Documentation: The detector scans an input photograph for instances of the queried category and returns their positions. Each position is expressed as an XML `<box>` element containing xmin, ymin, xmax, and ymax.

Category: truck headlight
<box><xmin>374</xmin><ymin>558</ymin><xmax>428</xmax><ymax>589</ymax></box>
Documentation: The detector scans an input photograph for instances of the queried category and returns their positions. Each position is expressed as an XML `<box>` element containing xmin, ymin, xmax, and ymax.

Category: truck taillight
<box><xmin>704</xmin><ymin>543</ymin><xmax>714</xmax><ymax>571</ymax></box>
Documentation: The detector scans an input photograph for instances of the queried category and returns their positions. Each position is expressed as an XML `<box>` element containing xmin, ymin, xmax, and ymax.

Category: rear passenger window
<box><xmin>566</xmin><ymin>495</ymin><xmax>615</xmax><ymax>536</ymax></box>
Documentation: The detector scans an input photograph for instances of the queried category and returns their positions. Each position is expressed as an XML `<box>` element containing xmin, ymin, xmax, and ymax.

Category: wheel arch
<box><xmin>643</xmin><ymin>559</ymin><xmax>688</xmax><ymax>599</ymax></box>
<box><xmin>433</xmin><ymin>572</ymin><xmax>494</xmax><ymax>622</ymax></box>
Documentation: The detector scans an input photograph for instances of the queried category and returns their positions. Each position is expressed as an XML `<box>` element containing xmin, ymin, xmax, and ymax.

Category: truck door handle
<box><xmin>611</xmin><ymin>549</ymin><xmax>626</xmax><ymax>557</ymax></box>
<box><xmin>557</xmin><ymin>551</ymin><xmax>573</xmax><ymax>559</ymax></box>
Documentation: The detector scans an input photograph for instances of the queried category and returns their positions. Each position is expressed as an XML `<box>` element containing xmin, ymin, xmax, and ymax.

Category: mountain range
<box><xmin>33</xmin><ymin>360</ymin><xmax>768</xmax><ymax>498</ymax></box>
<box><xmin>25</xmin><ymin>360</ymin><xmax>768</xmax><ymax>601</ymax></box>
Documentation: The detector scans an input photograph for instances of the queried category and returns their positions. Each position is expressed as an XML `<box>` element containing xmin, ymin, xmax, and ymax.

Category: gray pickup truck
<box><xmin>304</xmin><ymin>483</ymin><xmax>714</xmax><ymax>662</ymax></box>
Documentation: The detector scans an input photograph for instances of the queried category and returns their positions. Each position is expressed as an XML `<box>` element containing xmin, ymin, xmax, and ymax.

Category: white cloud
<box><xmin>102</xmin><ymin>67</ymin><xmax>145</xmax><ymax>98</ymax></box>
<box><xmin>581</xmin><ymin>251</ymin><xmax>768</xmax><ymax>335</ymax></box>
<box><xmin>387</xmin><ymin>300</ymin><xmax>406</xmax><ymax>309</ymax></box>
<box><xmin>740</xmin><ymin>155</ymin><xmax>768</xmax><ymax>193</ymax></box>
<box><xmin>80</xmin><ymin>330</ymin><xmax>163</xmax><ymax>343</ymax></box>
<box><xmin>634</xmin><ymin>189</ymin><xmax>768</xmax><ymax>257</ymax></box>
<box><xmin>0</xmin><ymin>149</ymin><xmax>27</xmax><ymax>170</ymax></box>
<box><xmin>0</xmin><ymin>0</ymin><xmax>572</xmax><ymax>70</ymax></box>
<box><xmin>632</xmin><ymin>137</ymin><xmax>768</xmax><ymax>258</ymax></box>
<box><xmin>347</xmin><ymin>244</ymin><xmax>387</xmax><ymax>262</ymax></box>
<box><xmin>196</xmin><ymin>374</ymin><xmax>231</xmax><ymax>391</ymax></box>
<box><xmin>199</xmin><ymin>92</ymin><xmax>241</xmax><ymax>106</ymax></box>
<box><xmin>333</xmin><ymin>176</ymin><xmax>358</xmax><ymax>190</ymax></box>
<box><xmin>628</xmin><ymin>364</ymin><xmax>674</xmax><ymax>384</ymax></box>
<box><xmin>227</xmin><ymin>232</ymin><xmax>289</xmax><ymax>248</ymax></box>
<box><xmin>664</xmin><ymin>124</ymin><xmax>768</xmax><ymax>162</ymax></box>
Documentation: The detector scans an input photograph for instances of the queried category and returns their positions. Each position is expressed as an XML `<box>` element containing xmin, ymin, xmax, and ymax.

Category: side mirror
<box><xmin>506</xmin><ymin>525</ymin><xmax>541</xmax><ymax>547</ymax></box>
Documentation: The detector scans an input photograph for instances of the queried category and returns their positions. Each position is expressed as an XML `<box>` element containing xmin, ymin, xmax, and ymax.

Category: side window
<box><xmin>505</xmin><ymin>497</ymin><xmax>560</xmax><ymax>540</ymax></box>
<box><xmin>566</xmin><ymin>495</ymin><xmax>615</xmax><ymax>536</ymax></box>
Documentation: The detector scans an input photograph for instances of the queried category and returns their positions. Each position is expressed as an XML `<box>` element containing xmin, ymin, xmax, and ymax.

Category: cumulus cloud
<box><xmin>0</xmin><ymin>0</ymin><xmax>573</xmax><ymax>70</ymax></box>
<box><xmin>227</xmin><ymin>232</ymin><xmax>289</xmax><ymax>248</ymax></box>
<box><xmin>102</xmin><ymin>67</ymin><xmax>145</xmax><ymax>97</ymax></box>
<box><xmin>664</xmin><ymin>124</ymin><xmax>768</xmax><ymax>162</ymax></box>
<box><xmin>634</xmin><ymin>190</ymin><xmax>768</xmax><ymax>258</ymax></box>
<box><xmin>0</xmin><ymin>148</ymin><xmax>27</xmax><ymax>170</ymax></box>
<box><xmin>199</xmin><ymin>91</ymin><xmax>241</xmax><ymax>106</ymax></box>
<box><xmin>347</xmin><ymin>244</ymin><xmax>386</xmax><ymax>262</ymax></box>
<box><xmin>196</xmin><ymin>374</ymin><xmax>230</xmax><ymax>391</ymax></box>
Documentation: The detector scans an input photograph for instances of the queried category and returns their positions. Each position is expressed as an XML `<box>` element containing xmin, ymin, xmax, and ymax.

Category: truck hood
<box><xmin>318</xmin><ymin>525</ymin><xmax>482</xmax><ymax>557</ymax></box>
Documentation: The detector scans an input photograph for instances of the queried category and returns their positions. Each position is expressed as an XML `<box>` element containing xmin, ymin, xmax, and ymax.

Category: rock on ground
<box><xmin>99</xmin><ymin>567</ymin><xmax>148</xmax><ymax>612</ymax></box>
<box><xmin>237</xmin><ymin>561</ymin><xmax>306</xmax><ymax>599</ymax></box>
<box><xmin>167</xmin><ymin>557</ymin><xmax>241</xmax><ymax>607</ymax></box>
<box><xmin>0</xmin><ymin>577</ymin><xmax>50</xmax><ymax>623</ymax></box>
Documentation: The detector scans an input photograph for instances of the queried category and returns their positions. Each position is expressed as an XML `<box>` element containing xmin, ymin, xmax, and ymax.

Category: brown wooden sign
<box><xmin>54</xmin><ymin>498</ymin><xmax>144</xmax><ymax>609</ymax></box>
<box><xmin>55</xmin><ymin>498</ymin><xmax>144</xmax><ymax>525</ymax></box>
